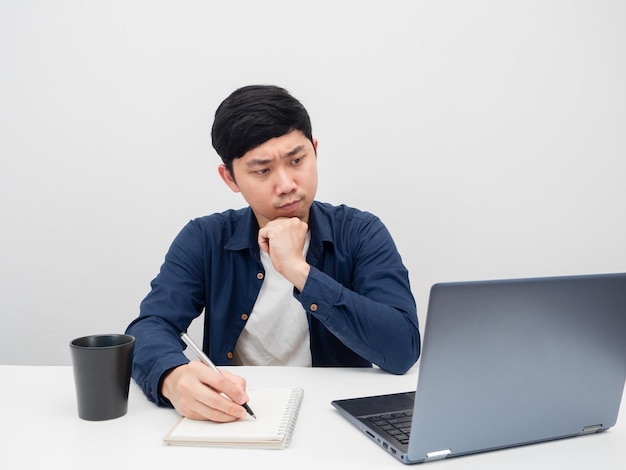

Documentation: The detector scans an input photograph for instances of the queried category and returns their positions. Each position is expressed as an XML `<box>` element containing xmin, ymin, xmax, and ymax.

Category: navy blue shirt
<box><xmin>126</xmin><ymin>201</ymin><xmax>420</xmax><ymax>406</ymax></box>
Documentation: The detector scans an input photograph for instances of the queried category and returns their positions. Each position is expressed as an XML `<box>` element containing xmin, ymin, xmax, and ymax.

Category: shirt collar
<box><xmin>223</xmin><ymin>202</ymin><xmax>331</xmax><ymax>262</ymax></box>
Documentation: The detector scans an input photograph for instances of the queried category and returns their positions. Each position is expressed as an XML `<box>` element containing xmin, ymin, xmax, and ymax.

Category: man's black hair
<box><xmin>211</xmin><ymin>85</ymin><xmax>313</xmax><ymax>174</ymax></box>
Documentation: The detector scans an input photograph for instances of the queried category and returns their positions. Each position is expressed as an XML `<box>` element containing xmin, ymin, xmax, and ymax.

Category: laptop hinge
<box><xmin>582</xmin><ymin>424</ymin><xmax>603</xmax><ymax>434</ymax></box>
<box><xmin>425</xmin><ymin>449</ymin><xmax>451</xmax><ymax>462</ymax></box>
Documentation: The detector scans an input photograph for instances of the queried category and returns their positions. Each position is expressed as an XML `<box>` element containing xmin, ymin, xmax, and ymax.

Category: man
<box><xmin>126</xmin><ymin>85</ymin><xmax>420</xmax><ymax>422</ymax></box>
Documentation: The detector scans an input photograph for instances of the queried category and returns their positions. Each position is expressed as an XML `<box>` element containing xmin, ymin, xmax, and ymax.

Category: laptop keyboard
<box><xmin>367</xmin><ymin>411</ymin><xmax>413</xmax><ymax>445</ymax></box>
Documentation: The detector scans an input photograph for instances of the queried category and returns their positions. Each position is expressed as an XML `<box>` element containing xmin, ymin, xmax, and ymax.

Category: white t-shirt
<box><xmin>232</xmin><ymin>233</ymin><xmax>312</xmax><ymax>366</ymax></box>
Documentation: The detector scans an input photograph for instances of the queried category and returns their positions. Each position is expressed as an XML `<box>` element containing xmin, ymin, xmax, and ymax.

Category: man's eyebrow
<box><xmin>246</xmin><ymin>158</ymin><xmax>272</xmax><ymax>167</ymax></box>
<box><xmin>285</xmin><ymin>145</ymin><xmax>306</xmax><ymax>157</ymax></box>
<box><xmin>245</xmin><ymin>145</ymin><xmax>306</xmax><ymax>167</ymax></box>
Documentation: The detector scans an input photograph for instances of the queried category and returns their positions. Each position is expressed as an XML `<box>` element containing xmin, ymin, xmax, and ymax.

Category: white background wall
<box><xmin>1</xmin><ymin>0</ymin><xmax>625</xmax><ymax>365</ymax></box>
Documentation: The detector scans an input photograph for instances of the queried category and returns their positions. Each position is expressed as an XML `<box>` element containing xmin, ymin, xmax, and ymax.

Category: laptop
<box><xmin>332</xmin><ymin>272</ymin><xmax>626</xmax><ymax>464</ymax></box>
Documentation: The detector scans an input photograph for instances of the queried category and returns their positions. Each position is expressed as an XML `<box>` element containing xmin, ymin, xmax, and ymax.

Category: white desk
<box><xmin>2</xmin><ymin>365</ymin><xmax>624</xmax><ymax>469</ymax></box>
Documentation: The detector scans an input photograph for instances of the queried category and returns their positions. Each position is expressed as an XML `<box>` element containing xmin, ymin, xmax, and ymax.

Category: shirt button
<box><xmin>241</xmin><ymin>313</ymin><xmax>249</xmax><ymax>321</ymax></box>
<box><xmin>257</xmin><ymin>272</ymin><xmax>264</xmax><ymax>280</ymax></box>
<box><xmin>309</xmin><ymin>303</ymin><xmax>318</xmax><ymax>312</ymax></box>
<box><xmin>227</xmin><ymin>352</ymin><xmax>233</xmax><ymax>359</ymax></box>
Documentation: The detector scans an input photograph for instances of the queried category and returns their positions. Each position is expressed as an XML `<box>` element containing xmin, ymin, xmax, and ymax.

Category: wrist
<box><xmin>285</xmin><ymin>261</ymin><xmax>310</xmax><ymax>292</ymax></box>
<box><xmin>160</xmin><ymin>364</ymin><xmax>184</xmax><ymax>401</ymax></box>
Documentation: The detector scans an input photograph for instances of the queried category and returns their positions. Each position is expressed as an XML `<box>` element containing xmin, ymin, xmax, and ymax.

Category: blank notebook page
<box><xmin>164</xmin><ymin>387</ymin><xmax>304</xmax><ymax>448</ymax></box>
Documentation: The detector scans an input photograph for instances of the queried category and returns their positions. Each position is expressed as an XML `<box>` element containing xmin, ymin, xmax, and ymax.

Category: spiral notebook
<box><xmin>164</xmin><ymin>387</ymin><xmax>304</xmax><ymax>449</ymax></box>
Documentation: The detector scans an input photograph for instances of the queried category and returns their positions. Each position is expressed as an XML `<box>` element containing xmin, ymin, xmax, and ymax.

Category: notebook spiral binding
<box><xmin>277</xmin><ymin>387</ymin><xmax>305</xmax><ymax>448</ymax></box>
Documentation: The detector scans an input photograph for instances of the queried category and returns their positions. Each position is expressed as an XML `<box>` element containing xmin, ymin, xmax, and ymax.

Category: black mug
<box><xmin>70</xmin><ymin>334</ymin><xmax>135</xmax><ymax>421</ymax></box>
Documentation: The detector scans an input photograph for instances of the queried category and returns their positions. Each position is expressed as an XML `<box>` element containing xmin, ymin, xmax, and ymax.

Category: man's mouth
<box><xmin>279</xmin><ymin>200</ymin><xmax>300</xmax><ymax>210</ymax></box>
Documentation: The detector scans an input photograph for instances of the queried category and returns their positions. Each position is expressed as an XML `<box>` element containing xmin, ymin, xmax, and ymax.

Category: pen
<box><xmin>180</xmin><ymin>332</ymin><xmax>256</xmax><ymax>419</ymax></box>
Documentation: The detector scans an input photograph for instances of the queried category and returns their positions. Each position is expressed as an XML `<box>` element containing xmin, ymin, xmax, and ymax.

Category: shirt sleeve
<box><xmin>125</xmin><ymin>221</ymin><xmax>206</xmax><ymax>406</ymax></box>
<box><xmin>295</xmin><ymin>214</ymin><xmax>420</xmax><ymax>375</ymax></box>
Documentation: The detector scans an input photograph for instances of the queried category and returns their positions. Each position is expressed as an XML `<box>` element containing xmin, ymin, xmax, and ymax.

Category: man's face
<box><xmin>218</xmin><ymin>130</ymin><xmax>318</xmax><ymax>228</ymax></box>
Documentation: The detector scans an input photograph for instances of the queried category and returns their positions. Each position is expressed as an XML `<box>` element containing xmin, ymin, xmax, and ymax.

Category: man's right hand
<box><xmin>161</xmin><ymin>361</ymin><xmax>250</xmax><ymax>421</ymax></box>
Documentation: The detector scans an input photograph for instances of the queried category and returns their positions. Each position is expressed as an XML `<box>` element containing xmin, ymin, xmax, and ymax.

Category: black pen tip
<box><xmin>242</xmin><ymin>403</ymin><xmax>256</xmax><ymax>419</ymax></box>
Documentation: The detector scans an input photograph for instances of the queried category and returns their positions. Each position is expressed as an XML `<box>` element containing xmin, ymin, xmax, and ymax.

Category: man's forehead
<box><xmin>242</xmin><ymin>135</ymin><xmax>311</xmax><ymax>163</ymax></box>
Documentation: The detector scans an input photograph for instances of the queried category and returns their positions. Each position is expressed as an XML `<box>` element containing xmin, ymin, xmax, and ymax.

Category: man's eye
<box><xmin>256</xmin><ymin>168</ymin><xmax>269</xmax><ymax>175</ymax></box>
<box><xmin>291</xmin><ymin>157</ymin><xmax>302</xmax><ymax>165</ymax></box>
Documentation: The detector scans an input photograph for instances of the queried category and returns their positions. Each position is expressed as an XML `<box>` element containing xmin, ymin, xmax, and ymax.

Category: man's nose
<box><xmin>274</xmin><ymin>168</ymin><xmax>296</xmax><ymax>194</ymax></box>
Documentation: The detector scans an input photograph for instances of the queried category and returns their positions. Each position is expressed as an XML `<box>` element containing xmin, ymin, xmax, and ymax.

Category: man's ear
<box><xmin>218</xmin><ymin>164</ymin><xmax>241</xmax><ymax>193</ymax></box>
<box><xmin>312</xmin><ymin>138</ymin><xmax>318</xmax><ymax>155</ymax></box>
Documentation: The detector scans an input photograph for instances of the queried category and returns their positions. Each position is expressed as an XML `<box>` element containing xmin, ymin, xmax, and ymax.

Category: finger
<box><xmin>190</xmin><ymin>389</ymin><xmax>249</xmax><ymax>422</ymax></box>
<box><xmin>220</xmin><ymin>369</ymin><xmax>249</xmax><ymax>405</ymax></box>
<box><xmin>194</xmin><ymin>367</ymin><xmax>249</xmax><ymax>416</ymax></box>
<box><xmin>258</xmin><ymin>228</ymin><xmax>270</xmax><ymax>253</ymax></box>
